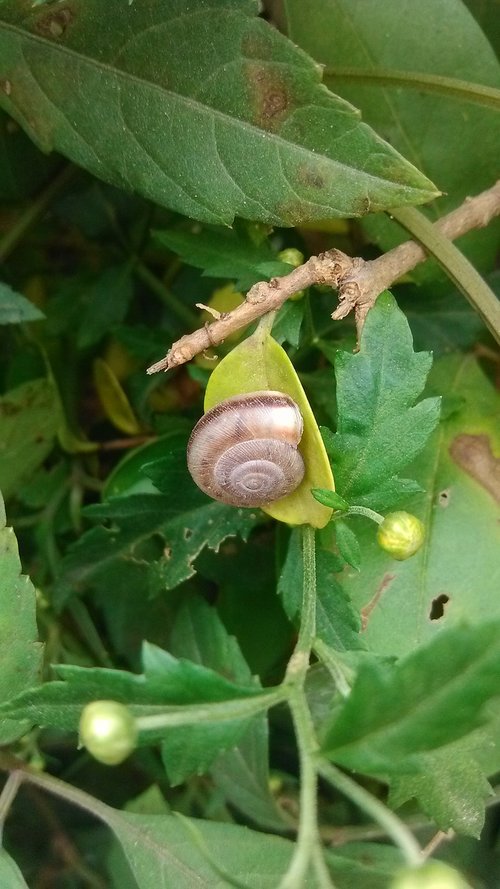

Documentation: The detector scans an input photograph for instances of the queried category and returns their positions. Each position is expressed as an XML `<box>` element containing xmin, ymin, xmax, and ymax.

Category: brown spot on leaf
<box><xmin>34</xmin><ymin>7</ymin><xmax>73</xmax><ymax>39</ymax></box>
<box><xmin>449</xmin><ymin>434</ymin><xmax>500</xmax><ymax>504</ymax></box>
<box><xmin>246</xmin><ymin>62</ymin><xmax>292</xmax><ymax>132</ymax></box>
<box><xmin>361</xmin><ymin>573</ymin><xmax>395</xmax><ymax>631</ymax></box>
<box><xmin>297</xmin><ymin>165</ymin><xmax>326</xmax><ymax>191</ymax></box>
<box><xmin>429</xmin><ymin>593</ymin><xmax>450</xmax><ymax>621</ymax></box>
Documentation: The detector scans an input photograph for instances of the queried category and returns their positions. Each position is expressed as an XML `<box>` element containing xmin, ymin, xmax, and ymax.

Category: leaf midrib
<box><xmin>0</xmin><ymin>19</ymin><xmax>429</xmax><ymax>194</ymax></box>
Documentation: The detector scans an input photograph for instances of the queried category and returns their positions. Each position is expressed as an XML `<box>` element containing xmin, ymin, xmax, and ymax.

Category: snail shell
<box><xmin>187</xmin><ymin>391</ymin><xmax>305</xmax><ymax>507</ymax></box>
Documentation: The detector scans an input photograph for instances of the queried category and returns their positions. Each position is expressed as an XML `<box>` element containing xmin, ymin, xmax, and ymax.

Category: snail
<box><xmin>187</xmin><ymin>391</ymin><xmax>305</xmax><ymax>507</ymax></box>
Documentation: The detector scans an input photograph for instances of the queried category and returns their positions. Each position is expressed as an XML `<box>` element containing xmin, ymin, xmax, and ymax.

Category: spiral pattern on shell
<box><xmin>187</xmin><ymin>391</ymin><xmax>305</xmax><ymax>507</ymax></box>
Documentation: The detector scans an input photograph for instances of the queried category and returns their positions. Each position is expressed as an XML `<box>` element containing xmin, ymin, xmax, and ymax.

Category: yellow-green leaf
<box><xmin>93</xmin><ymin>359</ymin><xmax>142</xmax><ymax>436</ymax></box>
<box><xmin>204</xmin><ymin>324</ymin><xmax>334</xmax><ymax>528</ymax></box>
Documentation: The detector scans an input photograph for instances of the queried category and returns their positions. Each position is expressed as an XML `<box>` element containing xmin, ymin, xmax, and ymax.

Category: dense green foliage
<box><xmin>0</xmin><ymin>1</ymin><xmax>499</xmax><ymax>886</ymax></box>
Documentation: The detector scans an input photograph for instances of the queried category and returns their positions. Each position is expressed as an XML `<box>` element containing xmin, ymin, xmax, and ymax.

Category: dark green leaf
<box><xmin>271</xmin><ymin>300</ymin><xmax>304</xmax><ymax>348</ymax></box>
<box><xmin>169</xmin><ymin>597</ymin><xmax>285</xmax><ymax>825</ymax></box>
<box><xmin>0</xmin><ymin>378</ymin><xmax>61</xmax><ymax>500</ymax></box>
<box><xmin>0</xmin><ymin>0</ymin><xmax>437</xmax><ymax>227</ymax></box>
<box><xmin>53</xmin><ymin>443</ymin><xmax>260</xmax><ymax>608</ymax></box>
<box><xmin>0</xmin><ymin>108</ymin><xmax>58</xmax><ymax>200</ymax></box>
<box><xmin>312</xmin><ymin>488</ymin><xmax>350</xmax><ymax>511</ymax></box>
<box><xmin>0</xmin><ymin>640</ymin><xmax>260</xmax><ymax>736</ymax></box>
<box><xmin>154</xmin><ymin>227</ymin><xmax>278</xmax><ymax>291</ymax></box>
<box><xmin>0</xmin><ymin>281</ymin><xmax>45</xmax><ymax>324</ymax></box>
<box><xmin>278</xmin><ymin>529</ymin><xmax>364</xmax><ymax>651</ymax></box>
<box><xmin>77</xmin><ymin>264</ymin><xmax>134</xmax><ymax>348</ymax></box>
<box><xmin>0</xmin><ymin>495</ymin><xmax>43</xmax><ymax>744</ymax></box>
<box><xmin>327</xmin><ymin>292</ymin><xmax>440</xmax><ymax>509</ymax></box>
<box><xmin>322</xmin><ymin>622</ymin><xmax>500</xmax><ymax>775</ymax></box>
<box><xmin>287</xmin><ymin>0</ymin><xmax>500</xmax><ymax>272</ymax></box>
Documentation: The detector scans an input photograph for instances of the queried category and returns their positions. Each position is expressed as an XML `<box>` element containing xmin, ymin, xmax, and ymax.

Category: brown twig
<box><xmin>147</xmin><ymin>180</ymin><xmax>500</xmax><ymax>374</ymax></box>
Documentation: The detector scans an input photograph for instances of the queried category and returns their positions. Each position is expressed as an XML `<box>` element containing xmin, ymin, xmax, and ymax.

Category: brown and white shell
<box><xmin>186</xmin><ymin>391</ymin><xmax>305</xmax><ymax>507</ymax></box>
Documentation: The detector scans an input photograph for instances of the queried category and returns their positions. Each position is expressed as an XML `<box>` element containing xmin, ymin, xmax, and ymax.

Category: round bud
<box><xmin>376</xmin><ymin>511</ymin><xmax>425</xmax><ymax>560</ymax></box>
<box><xmin>79</xmin><ymin>700</ymin><xmax>137</xmax><ymax>766</ymax></box>
<box><xmin>389</xmin><ymin>862</ymin><xmax>471</xmax><ymax>889</ymax></box>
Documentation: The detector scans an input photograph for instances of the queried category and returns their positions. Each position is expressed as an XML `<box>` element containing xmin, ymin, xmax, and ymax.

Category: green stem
<box><xmin>313</xmin><ymin>639</ymin><xmax>353</xmax><ymax>698</ymax></box>
<box><xmin>324</xmin><ymin>66</ymin><xmax>500</xmax><ymax>112</ymax></box>
<box><xmin>318</xmin><ymin>760</ymin><xmax>422</xmax><ymax>867</ymax></box>
<box><xmin>279</xmin><ymin>526</ymin><xmax>335</xmax><ymax>888</ymax></box>
<box><xmin>0</xmin><ymin>164</ymin><xmax>76</xmax><ymax>263</ymax></box>
<box><xmin>134</xmin><ymin>687</ymin><xmax>287</xmax><ymax>736</ymax></box>
<box><xmin>133</xmin><ymin>260</ymin><xmax>198</xmax><ymax>327</ymax></box>
<box><xmin>0</xmin><ymin>771</ymin><xmax>22</xmax><ymax>842</ymax></box>
<box><xmin>343</xmin><ymin>505</ymin><xmax>384</xmax><ymax>525</ymax></box>
<box><xmin>389</xmin><ymin>206</ymin><xmax>500</xmax><ymax>343</ymax></box>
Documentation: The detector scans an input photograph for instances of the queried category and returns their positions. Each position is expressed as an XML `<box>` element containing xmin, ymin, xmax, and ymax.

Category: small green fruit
<box><xmin>377</xmin><ymin>511</ymin><xmax>425</xmax><ymax>560</ymax></box>
<box><xmin>79</xmin><ymin>700</ymin><xmax>137</xmax><ymax>766</ymax></box>
<box><xmin>390</xmin><ymin>862</ymin><xmax>472</xmax><ymax>889</ymax></box>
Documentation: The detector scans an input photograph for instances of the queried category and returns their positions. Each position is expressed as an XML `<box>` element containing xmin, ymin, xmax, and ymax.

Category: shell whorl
<box><xmin>187</xmin><ymin>391</ymin><xmax>305</xmax><ymax>507</ymax></box>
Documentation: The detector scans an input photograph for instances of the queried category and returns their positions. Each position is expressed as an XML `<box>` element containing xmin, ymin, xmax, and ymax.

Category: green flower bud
<box><xmin>389</xmin><ymin>862</ymin><xmax>471</xmax><ymax>889</ymax></box>
<box><xmin>79</xmin><ymin>700</ymin><xmax>137</xmax><ymax>766</ymax></box>
<box><xmin>376</xmin><ymin>511</ymin><xmax>425</xmax><ymax>560</ymax></box>
<box><xmin>277</xmin><ymin>247</ymin><xmax>304</xmax><ymax>269</ymax></box>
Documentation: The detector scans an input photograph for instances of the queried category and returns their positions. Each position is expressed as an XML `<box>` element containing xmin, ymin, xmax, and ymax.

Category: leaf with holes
<box><xmin>340</xmin><ymin>354</ymin><xmax>500</xmax><ymax>658</ymax></box>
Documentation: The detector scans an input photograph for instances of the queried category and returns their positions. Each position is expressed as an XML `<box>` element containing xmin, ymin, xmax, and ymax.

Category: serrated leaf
<box><xmin>169</xmin><ymin>597</ymin><xmax>285</xmax><ymax>826</ymax></box>
<box><xmin>53</xmin><ymin>440</ymin><xmax>260</xmax><ymax>608</ymax></box>
<box><xmin>0</xmin><ymin>640</ymin><xmax>260</xmax><ymax>735</ymax></box>
<box><xmin>341</xmin><ymin>354</ymin><xmax>500</xmax><ymax>658</ymax></box>
<box><xmin>77</xmin><ymin>264</ymin><xmax>133</xmax><ymax>348</ymax></box>
<box><xmin>327</xmin><ymin>292</ymin><xmax>440</xmax><ymax>510</ymax></box>
<box><xmin>322</xmin><ymin>622</ymin><xmax>500</xmax><ymax>776</ymax></box>
<box><xmin>0</xmin><ymin>493</ymin><xmax>43</xmax><ymax>744</ymax></box>
<box><xmin>0</xmin><ymin>377</ymin><xmax>61</xmax><ymax>499</ymax></box>
<box><xmin>204</xmin><ymin>325</ymin><xmax>334</xmax><ymax>527</ymax></box>
<box><xmin>271</xmin><ymin>300</ymin><xmax>304</xmax><ymax>348</ymax></box>
<box><xmin>0</xmin><ymin>0</ymin><xmax>437</xmax><ymax>227</ymax></box>
<box><xmin>0</xmin><ymin>281</ymin><xmax>45</xmax><ymax>324</ymax></box>
<box><xmin>154</xmin><ymin>227</ymin><xmax>278</xmax><ymax>291</ymax></box>
<box><xmin>389</xmin><ymin>731</ymin><xmax>494</xmax><ymax>838</ymax></box>
<box><xmin>287</xmin><ymin>0</ymin><xmax>500</xmax><ymax>271</ymax></box>
<box><xmin>277</xmin><ymin>528</ymin><xmax>364</xmax><ymax>651</ymax></box>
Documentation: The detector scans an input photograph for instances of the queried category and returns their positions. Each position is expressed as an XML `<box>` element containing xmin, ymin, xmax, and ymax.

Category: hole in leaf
<box><xmin>429</xmin><ymin>593</ymin><xmax>450</xmax><ymax>621</ymax></box>
<box><xmin>438</xmin><ymin>489</ymin><xmax>450</xmax><ymax>507</ymax></box>
<box><xmin>183</xmin><ymin>528</ymin><xmax>193</xmax><ymax>540</ymax></box>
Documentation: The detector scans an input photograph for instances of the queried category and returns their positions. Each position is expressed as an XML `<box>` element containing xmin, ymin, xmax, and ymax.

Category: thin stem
<box><xmin>390</xmin><ymin>206</ymin><xmax>500</xmax><ymax>341</ymax></box>
<box><xmin>133</xmin><ymin>260</ymin><xmax>198</xmax><ymax>327</ymax></box>
<box><xmin>135</xmin><ymin>687</ymin><xmax>287</xmax><ymax>735</ymax></box>
<box><xmin>0</xmin><ymin>165</ymin><xmax>76</xmax><ymax>263</ymax></box>
<box><xmin>324</xmin><ymin>67</ymin><xmax>500</xmax><ymax>112</ymax></box>
<box><xmin>343</xmin><ymin>505</ymin><xmax>384</xmax><ymax>525</ymax></box>
<box><xmin>318</xmin><ymin>760</ymin><xmax>422</xmax><ymax>867</ymax></box>
<box><xmin>0</xmin><ymin>771</ymin><xmax>23</xmax><ymax>841</ymax></box>
<box><xmin>279</xmin><ymin>527</ymin><xmax>335</xmax><ymax>888</ymax></box>
<box><xmin>286</xmin><ymin>524</ymin><xmax>317</xmax><ymax>676</ymax></box>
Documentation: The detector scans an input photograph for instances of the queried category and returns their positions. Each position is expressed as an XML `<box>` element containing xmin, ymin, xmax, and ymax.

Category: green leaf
<box><xmin>0</xmin><ymin>281</ymin><xmax>45</xmax><ymax>324</ymax></box>
<box><xmin>77</xmin><ymin>264</ymin><xmax>134</xmax><ymax>349</ymax></box>
<box><xmin>0</xmin><ymin>849</ymin><xmax>29</xmax><ymax>888</ymax></box>
<box><xmin>154</xmin><ymin>227</ymin><xmax>278</xmax><ymax>291</ymax></box>
<box><xmin>104</xmin><ymin>809</ymin><xmax>297</xmax><ymax>888</ymax></box>
<box><xmin>0</xmin><ymin>378</ymin><xmax>61</xmax><ymax>499</ymax></box>
<box><xmin>312</xmin><ymin>488</ymin><xmax>350</xmax><ymax>511</ymax></box>
<box><xmin>169</xmin><ymin>596</ymin><xmax>285</xmax><ymax>826</ymax></box>
<box><xmin>389</xmin><ymin>731</ymin><xmax>494</xmax><ymax>838</ymax></box>
<box><xmin>204</xmin><ymin>324</ymin><xmax>335</xmax><ymax>527</ymax></box>
<box><xmin>327</xmin><ymin>292</ymin><xmax>440</xmax><ymax>510</ymax></box>
<box><xmin>271</xmin><ymin>300</ymin><xmax>304</xmax><ymax>349</ymax></box>
<box><xmin>334</xmin><ymin>520</ymin><xmax>361</xmax><ymax>571</ymax></box>
<box><xmin>0</xmin><ymin>493</ymin><xmax>43</xmax><ymax>744</ymax></box>
<box><xmin>0</xmin><ymin>640</ymin><xmax>260</xmax><ymax>735</ymax></box>
<box><xmin>322</xmin><ymin>622</ymin><xmax>500</xmax><ymax>776</ymax></box>
<box><xmin>0</xmin><ymin>0</ymin><xmax>437</xmax><ymax>227</ymax></box>
<box><xmin>278</xmin><ymin>528</ymin><xmax>364</xmax><ymax>651</ymax></box>
<box><xmin>286</xmin><ymin>0</ymin><xmax>500</xmax><ymax>269</ymax></box>
<box><xmin>341</xmin><ymin>354</ymin><xmax>500</xmax><ymax>658</ymax></box>
<box><xmin>53</xmin><ymin>441</ymin><xmax>260</xmax><ymax>608</ymax></box>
